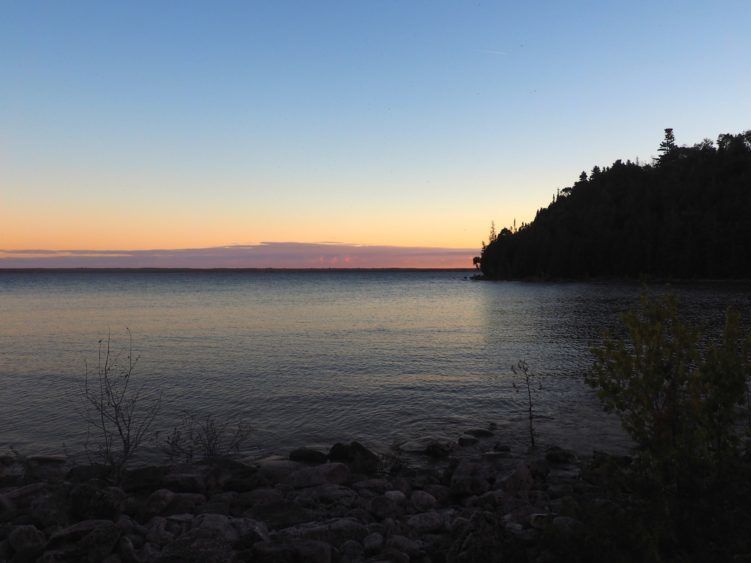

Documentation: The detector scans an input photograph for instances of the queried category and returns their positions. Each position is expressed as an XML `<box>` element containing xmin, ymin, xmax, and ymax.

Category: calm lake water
<box><xmin>1</xmin><ymin>270</ymin><xmax>750</xmax><ymax>461</ymax></box>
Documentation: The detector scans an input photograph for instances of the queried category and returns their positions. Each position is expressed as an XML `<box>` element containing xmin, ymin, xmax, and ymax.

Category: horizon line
<box><xmin>0</xmin><ymin>267</ymin><xmax>475</xmax><ymax>273</ymax></box>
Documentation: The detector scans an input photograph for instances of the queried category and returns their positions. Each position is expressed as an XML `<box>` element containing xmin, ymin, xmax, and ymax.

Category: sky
<box><xmin>1</xmin><ymin>1</ymin><xmax>750</xmax><ymax>267</ymax></box>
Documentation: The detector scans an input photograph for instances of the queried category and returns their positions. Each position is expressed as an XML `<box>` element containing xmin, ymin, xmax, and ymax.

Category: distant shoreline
<box><xmin>0</xmin><ymin>267</ymin><xmax>476</xmax><ymax>273</ymax></box>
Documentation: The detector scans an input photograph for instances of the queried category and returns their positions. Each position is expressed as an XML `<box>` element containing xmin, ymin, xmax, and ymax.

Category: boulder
<box><xmin>407</xmin><ymin>511</ymin><xmax>445</xmax><ymax>533</ymax></box>
<box><xmin>237</xmin><ymin>487</ymin><xmax>283</xmax><ymax>509</ymax></box>
<box><xmin>410</xmin><ymin>490</ymin><xmax>437</xmax><ymax>511</ymax></box>
<box><xmin>496</xmin><ymin>462</ymin><xmax>534</xmax><ymax>493</ymax></box>
<box><xmin>278</xmin><ymin>517</ymin><xmax>367</xmax><ymax>546</ymax></box>
<box><xmin>363</xmin><ymin>531</ymin><xmax>384</xmax><ymax>554</ymax></box>
<box><xmin>48</xmin><ymin>520</ymin><xmax>121</xmax><ymax>561</ymax></box>
<box><xmin>383</xmin><ymin>490</ymin><xmax>407</xmax><ymax>505</ymax></box>
<box><xmin>144</xmin><ymin>489</ymin><xmax>175</xmax><ymax>517</ymax></box>
<box><xmin>256</xmin><ymin>457</ymin><xmax>304</xmax><ymax>485</ymax></box>
<box><xmin>369</xmin><ymin>495</ymin><xmax>398</xmax><ymax>520</ymax></box>
<box><xmin>253</xmin><ymin>539</ymin><xmax>332</xmax><ymax>563</ymax></box>
<box><xmin>191</xmin><ymin>513</ymin><xmax>239</xmax><ymax>543</ymax></box>
<box><xmin>162</xmin><ymin>471</ymin><xmax>206</xmax><ymax>494</ymax></box>
<box><xmin>26</xmin><ymin>455</ymin><xmax>67</xmax><ymax>481</ymax></box>
<box><xmin>450</xmin><ymin>459</ymin><xmax>494</xmax><ymax>496</ymax></box>
<box><xmin>293</xmin><ymin>484</ymin><xmax>357</xmax><ymax>507</ymax></box>
<box><xmin>290</xmin><ymin>448</ymin><xmax>328</xmax><ymax>465</ymax></box>
<box><xmin>8</xmin><ymin>525</ymin><xmax>46</xmax><ymax>555</ymax></box>
<box><xmin>465</xmin><ymin>428</ymin><xmax>494</xmax><ymax>438</ymax></box>
<box><xmin>552</xmin><ymin>516</ymin><xmax>586</xmax><ymax>539</ymax></box>
<box><xmin>545</xmin><ymin>446</ymin><xmax>578</xmax><ymax>465</ymax></box>
<box><xmin>458</xmin><ymin>435</ymin><xmax>479</xmax><ymax>447</ymax></box>
<box><xmin>120</xmin><ymin>465</ymin><xmax>168</xmax><ymax>492</ymax></box>
<box><xmin>246</xmin><ymin>499</ymin><xmax>317</xmax><ymax>529</ymax></box>
<box><xmin>386</xmin><ymin>534</ymin><xmax>424</xmax><ymax>557</ymax></box>
<box><xmin>340</xmin><ymin>538</ymin><xmax>364</xmax><ymax>559</ymax></box>
<box><xmin>70</xmin><ymin>483</ymin><xmax>126</xmax><ymax>520</ymax></box>
<box><xmin>328</xmin><ymin>442</ymin><xmax>380</xmax><ymax>474</ymax></box>
<box><xmin>286</xmin><ymin>463</ymin><xmax>350</xmax><ymax>488</ymax></box>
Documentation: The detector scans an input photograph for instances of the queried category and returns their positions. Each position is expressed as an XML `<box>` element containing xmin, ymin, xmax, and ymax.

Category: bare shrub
<box><xmin>512</xmin><ymin>359</ymin><xmax>542</xmax><ymax>448</ymax></box>
<box><xmin>162</xmin><ymin>411</ymin><xmax>250</xmax><ymax>463</ymax></box>
<box><xmin>82</xmin><ymin>330</ymin><xmax>162</xmax><ymax>480</ymax></box>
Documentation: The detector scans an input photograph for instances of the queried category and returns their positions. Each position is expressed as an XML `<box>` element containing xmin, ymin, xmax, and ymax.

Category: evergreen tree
<box><xmin>658</xmin><ymin>128</ymin><xmax>676</xmax><ymax>158</ymax></box>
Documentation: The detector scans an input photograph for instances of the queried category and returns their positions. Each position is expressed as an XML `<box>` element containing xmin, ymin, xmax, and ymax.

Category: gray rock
<box><xmin>120</xmin><ymin>465</ymin><xmax>168</xmax><ymax>493</ymax></box>
<box><xmin>383</xmin><ymin>490</ymin><xmax>406</xmax><ymax>504</ymax></box>
<box><xmin>549</xmin><ymin>465</ymin><xmax>582</xmax><ymax>481</ymax></box>
<box><xmin>410</xmin><ymin>490</ymin><xmax>437</xmax><ymax>511</ymax></box>
<box><xmin>380</xmin><ymin>548</ymin><xmax>410</xmax><ymax>563</ymax></box>
<box><xmin>145</xmin><ymin>516</ymin><xmax>175</xmax><ymax>545</ymax></box>
<box><xmin>157</xmin><ymin>529</ymin><xmax>233</xmax><ymax>562</ymax></box>
<box><xmin>530</xmin><ymin>512</ymin><xmax>555</xmax><ymax>530</ymax></box>
<box><xmin>253</xmin><ymin>540</ymin><xmax>332</xmax><ymax>563</ymax></box>
<box><xmin>369</xmin><ymin>495</ymin><xmax>398</xmax><ymax>519</ymax></box>
<box><xmin>278</xmin><ymin>517</ymin><xmax>367</xmax><ymax>546</ymax></box>
<box><xmin>70</xmin><ymin>483</ymin><xmax>126</xmax><ymax>520</ymax></box>
<box><xmin>286</xmin><ymin>463</ymin><xmax>350</xmax><ymax>488</ymax></box>
<box><xmin>29</xmin><ymin>490</ymin><xmax>69</xmax><ymax>528</ymax></box>
<box><xmin>545</xmin><ymin>446</ymin><xmax>578</xmax><ymax>465</ymax></box>
<box><xmin>340</xmin><ymin>538</ymin><xmax>364</xmax><ymax>557</ymax></box>
<box><xmin>256</xmin><ymin>457</ymin><xmax>304</xmax><ymax>484</ymax></box>
<box><xmin>78</xmin><ymin>521</ymin><xmax>121</xmax><ymax>561</ymax></box>
<box><xmin>352</xmin><ymin>478</ymin><xmax>391</xmax><ymax>493</ymax></box>
<box><xmin>4</xmin><ymin>482</ymin><xmax>46</xmax><ymax>502</ymax></box>
<box><xmin>407</xmin><ymin>511</ymin><xmax>444</xmax><ymax>533</ymax></box>
<box><xmin>294</xmin><ymin>484</ymin><xmax>358</xmax><ymax>507</ymax></box>
<box><xmin>232</xmin><ymin>516</ymin><xmax>270</xmax><ymax>547</ymax></box>
<box><xmin>8</xmin><ymin>524</ymin><xmax>46</xmax><ymax>554</ymax></box>
<box><xmin>290</xmin><ymin>447</ymin><xmax>328</xmax><ymax>465</ymax></box>
<box><xmin>144</xmin><ymin>489</ymin><xmax>175</xmax><ymax>517</ymax></box>
<box><xmin>237</xmin><ymin>487</ymin><xmax>283</xmax><ymax>508</ymax></box>
<box><xmin>49</xmin><ymin>519</ymin><xmax>116</xmax><ymax>544</ymax></box>
<box><xmin>496</xmin><ymin>462</ymin><xmax>534</xmax><ymax>493</ymax></box>
<box><xmin>458</xmin><ymin>435</ymin><xmax>479</xmax><ymax>447</ymax></box>
<box><xmin>0</xmin><ymin>493</ymin><xmax>12</xmax><ymax>521</ymax></box>
<box><xmin>386</xmin><ymin>534</ymin><xmax>423</xmax><ymax>557</ymax></box>
<box><xmin>451</xmin><ymin>459</ymin><xmax>494</xmax><ymax>495</ymax></box>
<box><xmin>117</xmin><ymin>536</ymin><xmax>139</xmax><ymax>563</ymax></box>
<box><xmin>362</xmin><ymin>532</ymin><xmax>384</xmax><ymax>553</ymax></box>
<box><xmin>162</xmin><ymin>471</ymin><xmax>206</xmax><ymax>494</ymax></box>
<box><xmin>465</xmin><ymin>428</ymin><xmax>494</xmax><ymax>438</ymax></box>
<box><xmin>552</xmin><ymin>516</ymin><xmax>586</xmax><ymax>538</ymax></box>
<box><xmin>164</xmin><ymin>492</ymin><xmax>206</xmax><ymax>515</ymax></box>
<box><xmin>423</xmin><ymin>484</ymin><xmax>451</xmax><ymax>505</ymax></box>
<box><xmin>191</xmin><ymin>513</ymin><xmax>239</xmax><ymax>542</ymax></box>
<box><xmin>425</xmin><ymin>440</ymin><xmax>452</xmax><ymax>458</ymax></box>
<box><xmin>246</xmin><ymin>499</ymin><xmax>317</xmax><ymax>529</ymax></box>
<box><xmin>328</xmin><ymin>442</ymin><xmax>380</xmax><ymax>474</ymax></box>
<box><xmin>26</xmin><ymin>455</ymin><xmax>66</xmax><ymax>481</ymax></box>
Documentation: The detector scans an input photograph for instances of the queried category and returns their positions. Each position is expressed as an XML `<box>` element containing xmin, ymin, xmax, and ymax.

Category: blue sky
<box><xmin>1</xmin><ymin>1</ymin><xmax>749</xmax><ymax>265</ymax></box>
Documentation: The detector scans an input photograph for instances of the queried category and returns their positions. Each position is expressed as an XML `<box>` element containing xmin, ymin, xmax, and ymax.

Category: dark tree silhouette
<box><xmin>658</xmin><ymin>127</ymin><xmax>677</xmax><ymax>159</ymax></box>
<box><xmin>480</xmin><ymin>129</ymin><xmax>751</xmax><ymax>280</ymax></box>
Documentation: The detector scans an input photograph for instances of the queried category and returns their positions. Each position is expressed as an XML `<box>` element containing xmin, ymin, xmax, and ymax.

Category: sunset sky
<box><xmin>2</xmin><ymin>1</ymin><xmax>750</xmax><ymax>267</ymax></box>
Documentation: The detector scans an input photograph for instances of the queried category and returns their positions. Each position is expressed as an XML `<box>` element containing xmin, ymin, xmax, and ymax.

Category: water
<box><xmin>1</xmin><ymin>270</ymin><xmax>750</xmax><ymax>461</ymax></box>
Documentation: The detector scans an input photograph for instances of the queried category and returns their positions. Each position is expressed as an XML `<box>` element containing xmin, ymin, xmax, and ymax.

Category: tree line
<box><xmin>479</xmin><ymin>129</ymin><xmax>751</xmax><ymax>279</ymax></box>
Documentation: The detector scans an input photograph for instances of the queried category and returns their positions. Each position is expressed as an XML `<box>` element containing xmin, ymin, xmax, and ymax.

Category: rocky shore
<box><xmin>0</xmin><ymin>430</ymin><xmax>628</xmax><ymax>562</ymax></box>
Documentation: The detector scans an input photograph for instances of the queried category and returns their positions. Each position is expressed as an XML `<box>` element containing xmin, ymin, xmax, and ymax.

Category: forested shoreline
<box><xmin>479</xmin><ymin>130</ymin><xmax>751</xmax><ymax>280</ymax></box>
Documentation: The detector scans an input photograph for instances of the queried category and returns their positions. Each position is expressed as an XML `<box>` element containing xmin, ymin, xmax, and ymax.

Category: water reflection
<box><xmin>1</xmin><ymin>271</ymin><xmax>749</xmax><ymax>460</ymax></box>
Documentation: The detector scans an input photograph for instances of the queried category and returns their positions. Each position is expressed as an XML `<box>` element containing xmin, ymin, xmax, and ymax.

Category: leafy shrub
<box><xmin>587</xmin><ymin>293</ymin><xmax>751</xmax><ymax>488</ymax></box>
